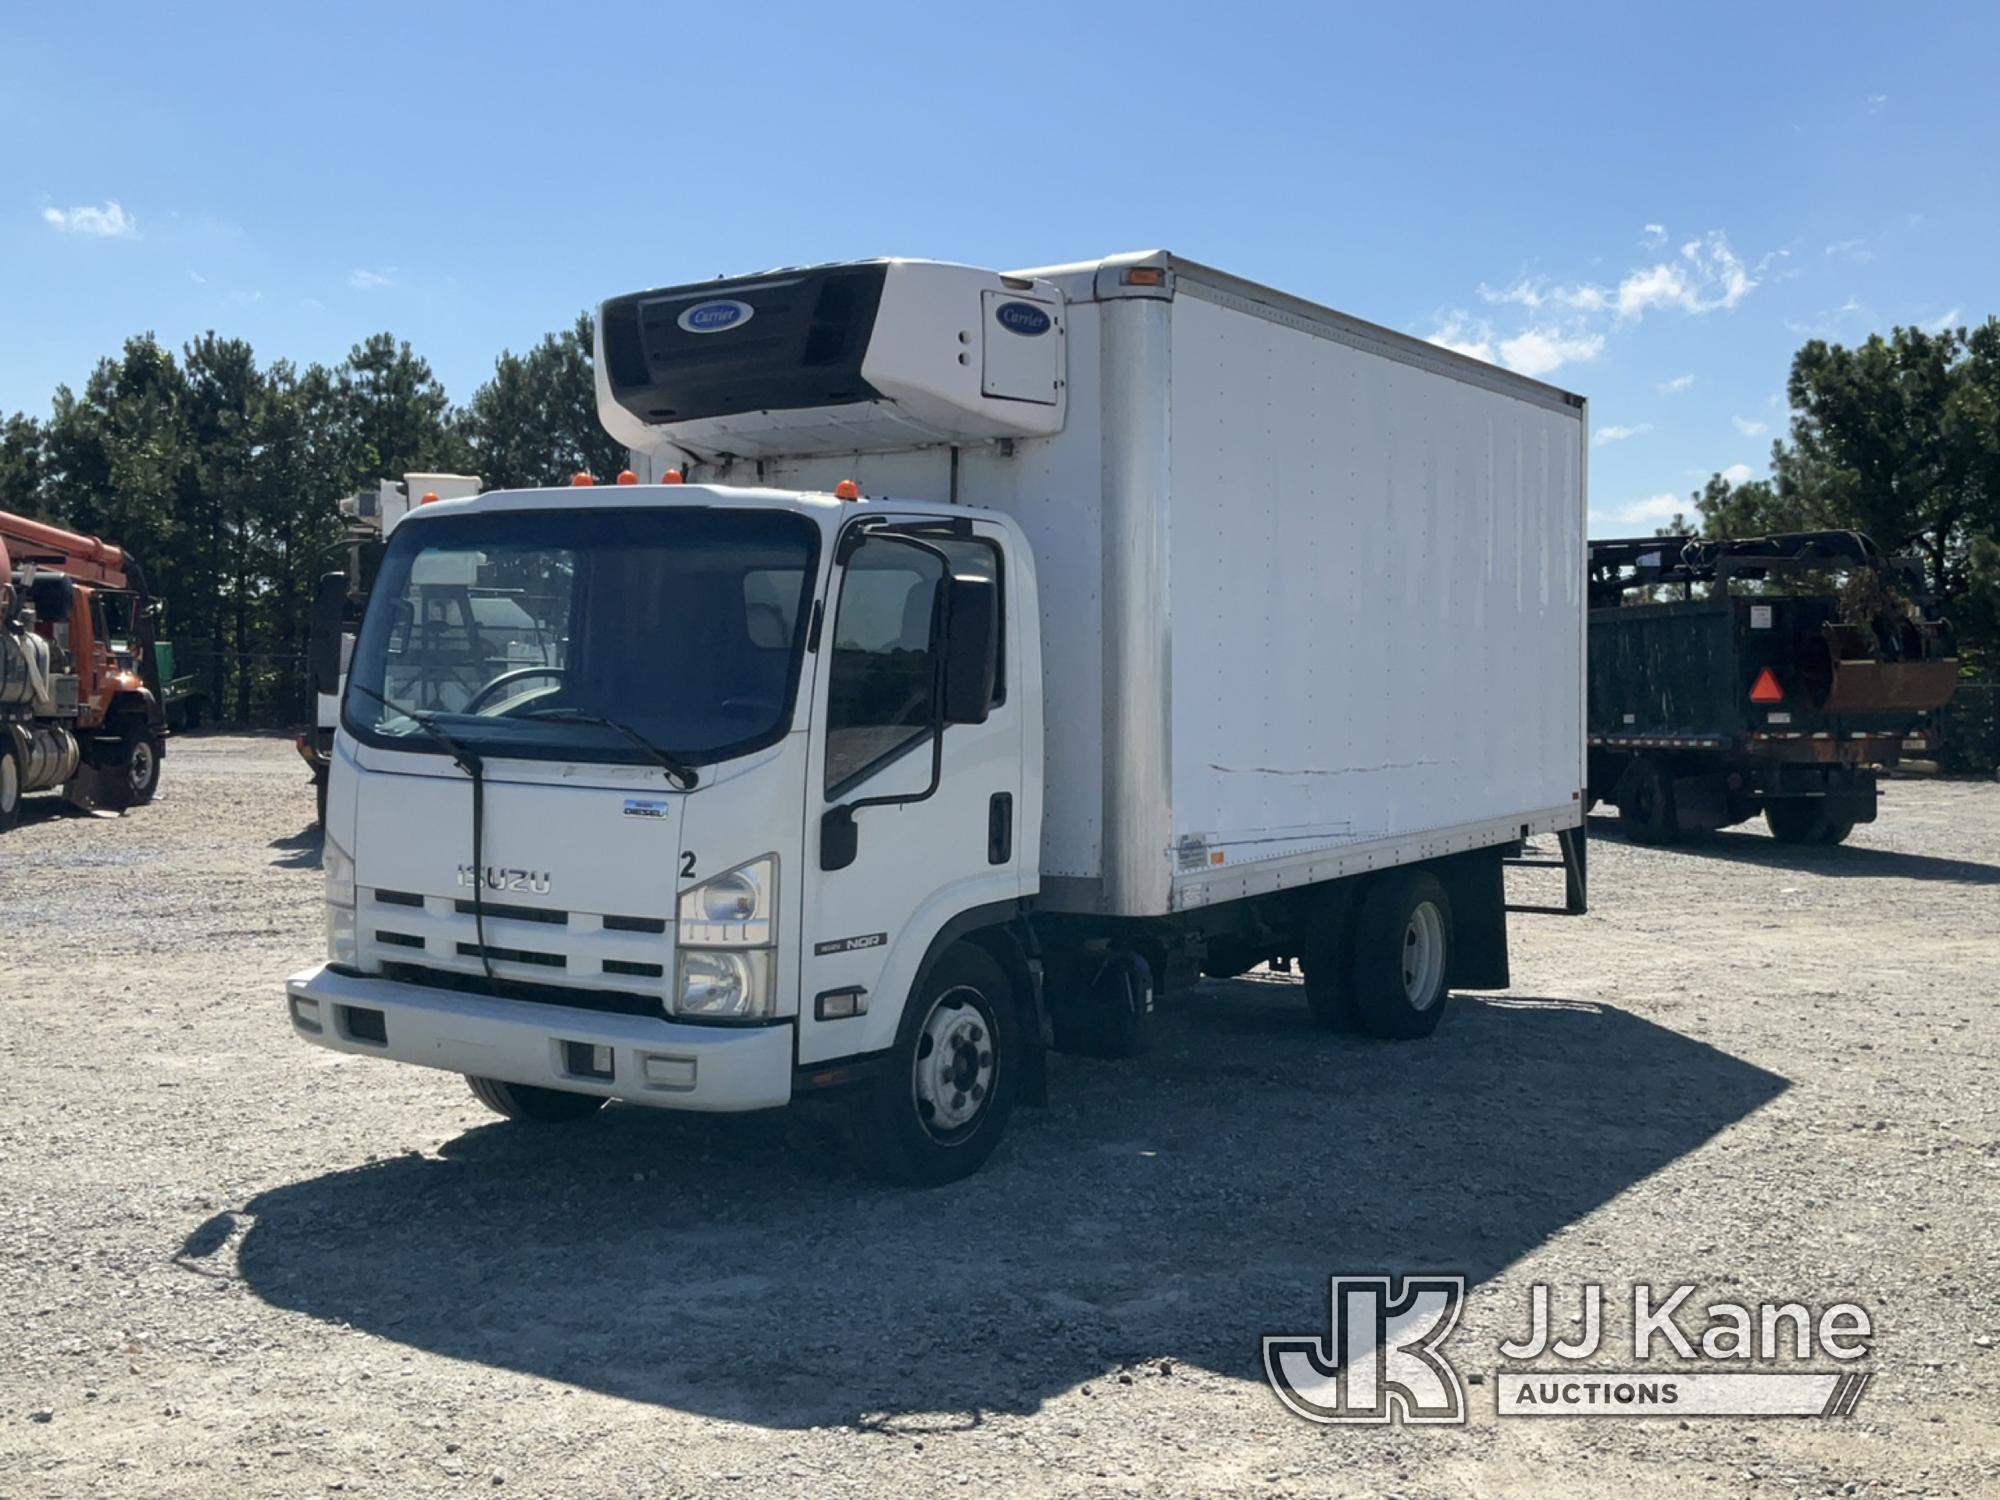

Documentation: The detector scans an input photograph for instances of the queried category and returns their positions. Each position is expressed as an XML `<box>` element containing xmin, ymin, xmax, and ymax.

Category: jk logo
<box><xmin>1263</xmin><ymin>1274</ymin><xmax>1468</xmax><ymax>1425</ymax></box>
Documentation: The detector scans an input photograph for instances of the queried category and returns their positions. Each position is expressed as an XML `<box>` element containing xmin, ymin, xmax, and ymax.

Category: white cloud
<box><xmin>42</xmin><ymin>200</ymin><xmax>138</xmax><ymax>238</ymax></box>
<box><xmin>1642</xmin><ymin>223</ymin><xmax>1667</xmax><ymax>248</ymax></box>
<box><xmin>1426</xmin><ymin>310</ymin><xmax>1495</xmax><ymax>365</ymax></box>
<box><xmin>1866</xmin><ymin>93</ymin><xmax>1888</xmax><ymax>114</ymax></box>
<box><xmin>1825</xmin><ymin>238</ymin><xmax>1872</xmax><ymax>262</ymax></box>
<box><xmin>1732</xmin><ymin>416</ymin><xmax>1768</xmax><ymax>437</ymax></box>
<box><xmin>1615</xmin><ymin>233</ymin><xmax>1756</xmax><ymax>318</ymax></box>
<box><xmin>348</xmin><ymin>267</ymin><xmax>397</xmax><ymax>290</ymax></box>
<box><xmin>1659</xmin><ymin>373</ymin><xmax>1696</xmax><ymax>394</ymax></box>
<box><xmin>1720</xmin><ymin>463</ymin><xmax>1755</xmax><ymax>485</ymax></box>
<box><xmin>1594</xmin><ymin>422</ymin><xmax>1652</xmax><ymax>447</ymax></box>
<box><xmin>1925</xmin><ymin>306</ymin><xmax>1962</xmax><ymax>332</ymax></box>
<box><xmin>1786</xmin><ymin>297</ymin><xmax>1865</xmax><ymax>338</ymax></box>
<box><xmin>1601</xmin><ymin>494</ymin><xmax>1686</xmax><ymax>529</ymax></box>
<box><xmin>1497</xmin><ymin>327</ymin><xmax>1604</xmax><ymax>378</ymax></box>
<box><xmin>187</xmin><ymin>269</ymin><xmax>207</xmax><ymax>285</ymax></box>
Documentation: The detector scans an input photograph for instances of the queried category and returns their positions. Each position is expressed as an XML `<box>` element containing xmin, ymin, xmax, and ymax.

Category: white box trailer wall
<box><xmin>624</xmin><ymin>254</ymin><xmax>1587</xmax><ymax>918</ymax></box>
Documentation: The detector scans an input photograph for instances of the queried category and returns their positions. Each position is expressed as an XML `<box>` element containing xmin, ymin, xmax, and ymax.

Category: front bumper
<box><xmin>285</xmin><ymin>963</ymin><xmax>793</xmax><ymax>1112</ymax></box>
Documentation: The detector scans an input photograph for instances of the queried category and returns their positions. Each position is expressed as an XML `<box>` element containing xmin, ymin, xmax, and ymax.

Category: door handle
<box><xmin>988</xmin><ymin>792</ymin><xmax>1013</xmax><ymax>865</ymax></box>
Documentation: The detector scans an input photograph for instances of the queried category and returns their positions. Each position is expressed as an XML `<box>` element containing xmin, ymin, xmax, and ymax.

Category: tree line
<box><xmin>4</xmin><ymin>311</ymin><xmax>1997</xmax><ymax>726</ymax></box>
<box><xmin>1675</xmin><ymin>317</ymin><xmax>2000</xmax><ymax>673</ymax></box>
<box><xmin>0</xmin><ymin>316</ymin><xmax>625</xmax><ymax>723</ymax></box>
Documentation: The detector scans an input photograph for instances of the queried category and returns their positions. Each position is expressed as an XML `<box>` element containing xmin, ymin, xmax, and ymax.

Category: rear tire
<box><xmin>1618</xmin><ymin>757</ymin><xmax>1679</xmax><ymax>845</ymax></box>
<box><xmin>0</xmin><ymin>742</ymin><xmax>22</xmax><ymax>833</ymax></box>
<box><xmin>1764</xmin><ymin>800</ymin><xmax>1856</xmax><ymax>846</ymax></box>
<box><xmin>852</xmin><ymin>943</ymin><xmax>1019</xmax><ymax>1187</ymax></box>
<box><xmin>465</xmin><ymin>1076</ymin><xmax>607</xmax><ymax>1123</ymax></box>
<box><xmin>1347</xmin><ymin>870</ymin><xmax>1453</xmax><ymax>1040</ymax></box>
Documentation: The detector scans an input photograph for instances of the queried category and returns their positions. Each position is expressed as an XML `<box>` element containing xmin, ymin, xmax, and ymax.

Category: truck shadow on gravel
<box><xmin>221</xmin><ymin>984</ymin><xmax>1785</xmax><ymax>1431</ymax></box>
<box><xmin>1585</xmin><ymin>814</ymin><xmax>2000</xmax><ymax>884</ymax></box>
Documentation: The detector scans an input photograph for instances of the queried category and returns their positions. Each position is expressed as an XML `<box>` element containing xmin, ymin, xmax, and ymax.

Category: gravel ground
<box><xmin>1</xmin><ymin>735</ymin><xmax>1996</xmax><ymax>1499</ymax></box>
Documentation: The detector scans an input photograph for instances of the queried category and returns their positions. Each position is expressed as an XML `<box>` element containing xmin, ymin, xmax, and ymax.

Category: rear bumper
<box><xmin>285</xmin><ymin>963</ymin><xmax>793</xmax><ymax>1112</ymax></box>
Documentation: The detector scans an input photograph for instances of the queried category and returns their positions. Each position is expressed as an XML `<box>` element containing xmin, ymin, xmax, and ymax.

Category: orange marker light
<box><xmin>1123</xmin><ymin>267</ymin><xmax>1166</xmax><ymax>286</ymax></box>
<box><xmin>834</xmin><ymin>480</ymin><xmax>861</xmax><ymax>501</ymax></box>
<box><xmin>1749</xmin><ymin>668</ymin><xmax>1784</xmax><ymax>704</ymax></box>
<box><xmin>571</xmin><ymin>472</ymin><xmax>596</xmax><ymax>487</ymax></box>
<box><xmin>419</xmin><ymin>491</ymin><xmax>440</xmax><ymax>505</ymax></box>
<box><xmin>661</xmin><ymin>469</ymin><xmax>684</xmax><ymax>485</ymax></box>
<box><xmin>616</xmin><ymin>470</ymin><xmax>639</xmax><ymax>485</ymax></box>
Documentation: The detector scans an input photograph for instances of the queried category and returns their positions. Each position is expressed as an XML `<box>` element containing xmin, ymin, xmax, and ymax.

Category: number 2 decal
<box><xmin>680</xmin><ymin>850</ymin><xmax>697</xmax><ymax>880</ymax></box>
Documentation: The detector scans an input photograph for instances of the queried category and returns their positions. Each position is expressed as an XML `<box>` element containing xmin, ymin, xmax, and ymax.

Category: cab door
<box><xmin>795</xmin><ymin>520</ymin><xmax>1023</xmax><ymax>1066</ymax></box>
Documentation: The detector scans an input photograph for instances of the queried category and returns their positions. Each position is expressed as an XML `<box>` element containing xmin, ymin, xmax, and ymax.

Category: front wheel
<box><xmin>1764</xmin><ymin>800</ymin><xmax>1857</xmax><ymax>846</ymax></box>
<box><xmin>465</xmin><ymin>1076</ymin><xmax>608</xmax><ymax>1123</ymax></box>
<box><xmin>119</xmin><ymin>728</ymin><xmax>162</xmax><ymax>806</ymax></box>
<box><xmin>1617</xmin><ymin>757</ymin><xmax>1678</xmax><ymax>845</ymax></box>
<box><xmin>1347</xmin><ymin>870</ymin><xmax>1454</xmax><ymax>1039</ymax></box>
<box><xmin>0</xmin><ymin>741</ymin><xmax>22</xmax><ymax>833</ymax></box>
<box><xmin>852</xmin><ymin>943</ymin><xmax>1019</xmax><ymax>1187</ymax></box>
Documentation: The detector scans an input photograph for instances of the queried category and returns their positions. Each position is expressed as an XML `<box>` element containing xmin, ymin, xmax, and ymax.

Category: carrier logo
<box><xmin>1264</xmin><ymin>1275</ymin><xmax>1467</xmax><ymax>1425</ymax></box>
<box><xmin>678</xmin><ymin>299</ymin><xmax>755</xmax><ymax>334</ymax></box>
<box><xmin>457</xmin><ymin>865</ymin><xmax>552</xmax><ymax>895</ymax></box>
<box><xmin>994</xmin><ymin>300</ymin><xmax>1052</xmax><ymax>337</ymax></box>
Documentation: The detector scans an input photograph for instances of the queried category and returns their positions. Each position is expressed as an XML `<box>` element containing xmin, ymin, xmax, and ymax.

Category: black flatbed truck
<box><xmin>1587</xmin><ymin>531</ymin><xmax>1958</xmax><ymax>846</ymax></box>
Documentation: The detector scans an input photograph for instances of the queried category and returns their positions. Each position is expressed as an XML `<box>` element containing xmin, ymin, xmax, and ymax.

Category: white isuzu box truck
<box><xmin>286</xmin><ymin>252</ymin><xmax>1588</xmax><ymax>1184</ymax></box>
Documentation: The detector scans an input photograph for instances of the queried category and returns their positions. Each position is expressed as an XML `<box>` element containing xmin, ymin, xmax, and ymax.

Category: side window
<box><xmin>825</xmin><ymin>540</ymin><xmax>945</xmax><ymax>795</ymax></box>
<box><xmin>743</xmin><ymin>568</ymin><xmax>804</xmax><ymax>649</ymax></box>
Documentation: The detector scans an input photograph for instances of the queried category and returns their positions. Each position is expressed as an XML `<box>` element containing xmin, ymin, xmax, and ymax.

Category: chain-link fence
<box><xmin>1937</xmin><ymin>680</ymin><xmax>1999</xmax><ymax>776</ymax></box>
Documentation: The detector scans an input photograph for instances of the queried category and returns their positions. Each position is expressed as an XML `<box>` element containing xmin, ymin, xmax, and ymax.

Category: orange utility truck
<box><xmin>0</xmin><ymin>511</ymin><xmax>168</xmax><ymax>831</ymax></box>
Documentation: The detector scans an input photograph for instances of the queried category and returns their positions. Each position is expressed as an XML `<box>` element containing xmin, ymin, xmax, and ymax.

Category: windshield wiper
<box><xmin>343</xmin><ymin>682</ymin><xmax>499</xmax><ymax>981</ymax></box>
<box><xmin>519</xmin><ymin>707</ymin><xmax>701</xmax><ymax>790</ymax></box>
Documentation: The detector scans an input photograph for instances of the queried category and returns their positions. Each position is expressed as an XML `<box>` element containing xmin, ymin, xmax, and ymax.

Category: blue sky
<box><xmin>4</xmin><ymin>2</ymin><xmax>1995</xmax><ymax>534</ymax></box>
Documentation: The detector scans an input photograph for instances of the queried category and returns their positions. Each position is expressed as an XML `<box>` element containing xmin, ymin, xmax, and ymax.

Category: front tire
<box><xmin>1764</xmin><ymin>800</ymin><xmax>1856</xmax><ymax>846</ymax></box>
<box><xmin>852</xmin><ymin>943</ymin><xmax>1019</xmax><ymax>1187</ymax></box>
<box><xmin>465</xmin><ymin>1076</ymin><xmax>607</xmax><ymax>1123</ymax></box>
<box><xmin>1618</xmin><ymin>757</ymin><xmax>1679</xmax><ymax>845</ymax></box>
<box><xmin>0</xmin><ymin>741</ymin><xmax>22</xmax><ymax>833</ymax></box>
<box><xmin>1347</xmin><ymin>870</ymin><xmax>1453</xmax><ymax>1039</ymax></box>
<box><xmin>118</xmin><ymin>728</ymin><xmax>162</xmax><ymax>806</ymax></box>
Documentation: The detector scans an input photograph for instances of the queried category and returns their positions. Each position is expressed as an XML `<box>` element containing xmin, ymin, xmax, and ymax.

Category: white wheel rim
<box><xmin>1402</xmin><ymin>901</ymin><xmax>1446</xmax><ymax>1010</ymax></box>
<box><xmin>0</xmin><ymin>754</ymin><xmax>17</xmax><ymax>813</ymax></box>
<box><xmin>129</xmin><ymin>741</ymin><xmax>153</xmax><ymax>792</ymax></box>
<box><xmin>911</xmin><ymin>986</ymin><xmax>996</xmax><ymax>1141</ymax></box>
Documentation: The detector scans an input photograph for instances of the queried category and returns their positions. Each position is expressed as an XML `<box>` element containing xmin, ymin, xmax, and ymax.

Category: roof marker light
<box><xmin>1749</xmin><ymin>668</ymin><xmax>1785</xmax><ymax>704</ymax></box>
<box><xmin>418</xmin><ymin>491</ymin><xmax>441</xmax><ymax>505</ymax></box>
<box><xmin>571</xmin><ymin>472</ymin><xmax>596</xmax><ymax>487</ymax></box>
<box><xmin>661</xmin><ymin>469</ymin><xmax>684</xmax><ymax>485</ymax></box>
<box><xmin>616</xmin><ymin>470</ymin><xmax>639</xmax><ymax>485</ymax></box>
<box><xmin>834</xmin><ymin>480</ymin><xmax>861</xmax><ymax>501</ymax></box>
<box><xmin>1123</xmin><ymin>267</ymin><xmax>1165</xmax><ymax>286</ymax></box>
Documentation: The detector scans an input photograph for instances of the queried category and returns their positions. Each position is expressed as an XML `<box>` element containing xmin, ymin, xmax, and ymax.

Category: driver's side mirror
<box><xmin>308</xmin><ymin>572</ymin><xmax>348</xmax><ymax>695</ymax></box>
<box><xmin>938</xmin><ymin>574</ymin><xmax>998</xmax><ymax>727</ymax></box>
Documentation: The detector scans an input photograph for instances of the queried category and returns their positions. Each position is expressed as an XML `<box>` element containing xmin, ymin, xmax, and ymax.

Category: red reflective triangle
<box><xmin>1749</xmin><ymin>668</ymin><xmax>1784</xmax><ymax>704</ymax></box>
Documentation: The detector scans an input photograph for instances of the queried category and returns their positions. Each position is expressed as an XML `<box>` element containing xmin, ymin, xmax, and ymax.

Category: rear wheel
<box><xmin>465</xmin><ymin>1076</ymin><xmax>607</xmax><ymax>1123</ymax></box>
<box><xmin>1764</xmin><ymin>800</ymin><xmax>1857</xmax><ymax>846</ymax></box>
<box><xmin>1618</xmin><ymin>757</ymin><xmax>1679</xmax><ymax>845</ymax></box>
<box><xmin>1347</xmin><ymin>870</ymin><xmax>1453</xmax><ymax>1039</ymax></box>
<box><xmin>0</xmin><ymin>742</ymin><xmax>22</xmax><ymax>833</ymax></box>
<box><xmin>852</xmin><ymin>943</ymin><xmax>1019</xmax><ymax>1186</ymax></box>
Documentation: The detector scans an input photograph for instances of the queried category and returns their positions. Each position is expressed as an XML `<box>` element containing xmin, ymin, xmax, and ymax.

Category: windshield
<box><xmin>343</xmin><ymin>506</ymin><xmax>821</xmax><ymax>767</ymax></box>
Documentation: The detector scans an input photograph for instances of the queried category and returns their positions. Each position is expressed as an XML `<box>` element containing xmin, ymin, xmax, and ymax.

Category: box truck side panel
<box><xmin>1164</xmin><ymin>284</ymin><xmax>1585</xmax><ymax>907</ymax></box>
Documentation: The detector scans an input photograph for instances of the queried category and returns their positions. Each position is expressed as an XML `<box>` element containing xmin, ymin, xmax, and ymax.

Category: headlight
<box><xmin>675</xmin><ymin>855</ymin><xmax>778</xmax><ymax>1018</ymax></box>
<box><xmin>675</xmin><ymin>948</ymin><xmax>775</xmax><ymax>1019</ymax></box>
<box><xmin>325</xmin><ymin>833</ymin><xmax>356</xmax><ymax>909</ymax></box>
<box><xmin>677</xmin><ymin>855</ymin><xmax>776</xmax><ymax>947</ymax></box>
<box><xmin>324</xmin><ymin>833</ymin><xmax>357</xmax><ymax>964</ymax></box>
